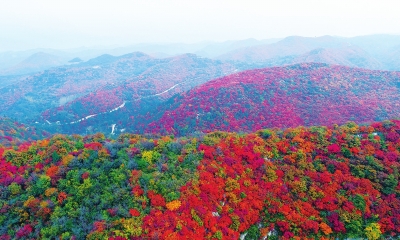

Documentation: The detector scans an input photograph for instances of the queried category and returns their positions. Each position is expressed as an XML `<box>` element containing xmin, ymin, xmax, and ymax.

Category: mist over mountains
<box><xmin>1</xmin><ymin>34</ymin><xmax>400</xmax><ymax>77</ymax></box>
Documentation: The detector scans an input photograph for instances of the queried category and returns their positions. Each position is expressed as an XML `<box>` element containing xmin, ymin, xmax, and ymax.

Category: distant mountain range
<box><xmin>216</xmin><ymin>35</ymin><xmax>400</xmax><ymax>70</ymax></box>
<box><xmin>0</xmin><ymin>38</ymin><xmax>278</xmax><ymax>76</ymax></box>
<box><xmin>1</xmin><ymin>34</ymin><xmax>400</xmax><ymax>76</ymax></box>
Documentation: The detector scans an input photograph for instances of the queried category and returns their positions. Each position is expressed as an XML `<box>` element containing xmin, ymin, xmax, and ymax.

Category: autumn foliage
<box><xmin>0</xmin><ymin>120</ymin><xmax>399</xmax><ymax>239</ymax></box>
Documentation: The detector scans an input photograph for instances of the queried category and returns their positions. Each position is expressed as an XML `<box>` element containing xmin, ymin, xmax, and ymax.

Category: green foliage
<box><xmin>350</xmin><ymin>194</ymin><xmax>366</xmax><ymax>212</ymax></box>
<box><xmin>244</xmin><ymin>225</ymin><xmax>261</xmax><ymax>240</ymax></box>
<box><xmin>52</xmin><ymin>151</ymin><xmax>61</xmax><ymax>162</ymax></box>
<box><xmin>75</xmin><ymin>141</ymin><xmax>84</xmax><ymax>150</ymax></box>
<box><xmin>8</xmin><ymin>182</ymin><xmax>22</xmax><ymax>195</ymax></box>
<box><xmin>382</xmin><ymin>174</ymin><xmax>398</xmax><ymax>195</ymax></box>
<box><xmin>341</xmin><ymin>147</ymin><xmax>352</xmax><ymax>158</ymax></box>
<box><xmin>33</xmin><ymin>175</ymin><xmax>51</xmax><ymax>196</ymax></box>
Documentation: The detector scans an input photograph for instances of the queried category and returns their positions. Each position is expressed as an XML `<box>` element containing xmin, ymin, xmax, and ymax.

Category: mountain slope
<box><xmin>0</xmin><ymin>52</ymin><xmax>164</xmax><ymax>120</ymax></box>
<box><xmin>0</xmin><ymin>52</ymin><xmax>236</xmax><ymax>133</ymax></box>
<box><xmin>0</xmin><ymin>118</ymin><xmax>50</xmax><ymax>146</ymax></box>
<box><xmin>381</xmin><ymin>45</ymin><xmax>400</xmax><ymax>71</ymax></box>
<box><xmin>147</xmin><ymin>63</ymin><xmax>400</xmax><ymax>135</ymax></box>
<box><xmin>39</xmin><ymin>54</ymin><xmax>236</xmax><ymax>134</ymax></box>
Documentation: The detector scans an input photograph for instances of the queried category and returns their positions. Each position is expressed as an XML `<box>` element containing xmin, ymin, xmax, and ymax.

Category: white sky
<box><xmin>1</xmin><ymin>0</ymin><xmax>400</xmax><ymax>51</ymax></box>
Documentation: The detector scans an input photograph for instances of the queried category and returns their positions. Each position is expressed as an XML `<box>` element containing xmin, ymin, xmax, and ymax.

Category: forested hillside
<box><xmin>0</xmin><ymin>118</ymin><xmax>50</xmax><ymax>146</ymax></box>
<box><xmin>0</xmin><ymin>52</ymin><xmax>236</xmax><ymax>125</ymax></box>
<box><xmin>0</xmin><ymin>120</ymin><xmax>399</xmax><ymax>239</ymax></box>
<box><xmin>149</xmin><ymin>63</ymin><xmax>400</xmax><ymax>135</ymax></box>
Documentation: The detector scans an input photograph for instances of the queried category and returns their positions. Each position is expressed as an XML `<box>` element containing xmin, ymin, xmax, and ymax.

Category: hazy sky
<box><xmin>1</xmin><ymin>0</ymin><xmax>400</xmax><ymax>51</ymax></box>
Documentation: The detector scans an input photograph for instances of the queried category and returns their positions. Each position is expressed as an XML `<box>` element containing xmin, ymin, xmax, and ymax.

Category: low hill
<box><xmin>148</xmin><ymin>63</ymin><xmax>400</xmax><ymax>135</ymax></box>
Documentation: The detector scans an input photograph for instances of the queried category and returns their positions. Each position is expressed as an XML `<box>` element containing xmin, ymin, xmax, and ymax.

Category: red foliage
<box><xmin>327</xmin><ymin>144</ymin><xmax>341</xmax><ymax>153</ymax></box>
<box><xmin>84</xmin><ymin>142</ymin><xmax>103</xmax><ymax>150</ymax></box>
<box><xmin>81</xmin><ymin>172</ymin><xmax>90</xmax><ymax>179</ymax></box>
<box><xmin>58</xmin><ymin>192</ymin><xmax>67</xmax><ymax>204</ymax></box>
<box><xmin>147</xmin><ymin>190</ymin><xmax>166</xmax><ymax>207</ymax></box>
<box><xmin>107</xmin><ymin>208</ymin><xmax>118</xmax><ymax>217</ymax></box>
<box><xmin>16</xmin><ymin>224</ymin><xmax>32</xmax><ymax>238</ymax></box>
<box><xmin>129</xmin><ymin>209</ymin><xmax>140</xmax><ymax>217</ymax></box>
<box><xmin>46</xmin><ymin>165</ymin><xmax>59</xmax><ymax>178</ymax></box>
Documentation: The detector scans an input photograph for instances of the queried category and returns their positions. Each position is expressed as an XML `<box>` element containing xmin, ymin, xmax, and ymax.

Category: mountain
<box><xmin>39</xmin><ymin>53</ymin><xmax>237</xmax><ymax>135</ymax></box>
<box><xmin>0</xmin><ymin>38</ymin><xmax>280</xmax><ymax>74</ymax></box>
<box><xmin>216</xmin><ymin>35</ymin><xmax>400</xmax><ymax>70</ymax></box>
<box><xmin>68</xmin><ymin>57</ymin><xmax>83</xmax><ymax>63</ymax></box>
<box><xmin>86</xmin><ymin>38</ymin><xmax>281</xmax><ymax>59</ymax></box>
<box><xmin>0</xmin><ymin>35</ymin><xmax>398</xmax><ymax>76</ymax></box>
<box><xmin>216</xmin><ymin>36</ymin><xmax>348</xmax><ymax>62</ymax></box>
<box><xmin>0</xmin><ymin>48</ymin><xmax>69</xmax><ymax>71</ymax></box>
<box><xmin>0</xmin><ymin>52</ymin><xmax>67</xmax><ymax>75</ymax></box>
<box><xmin>147</xmin><ymin>63</ymin><xmax>400</xmax><ymax>135</ymax></box>
<box><xmin>0</xmin><ymin>52</ymin><xmax>162</xmax><ymax>121</ymax></box>
<box><xmin>290</xmin><ymin>46</ymin><xmax>383</xmax><ymax>69</ymax></box>
<box><xmin>0</xmin><ymin>120</ymin><xmax>399</xmax><ymax>239</ymax></box>
<box><xmin>3</xmin><ymin>57</ymin><xmax>400</xmax><ymax>137</ymax></box>
<box><xmin>0</xmin><ymin>52</ymin><xmax>236</xmax><ymax>133</ymax></box>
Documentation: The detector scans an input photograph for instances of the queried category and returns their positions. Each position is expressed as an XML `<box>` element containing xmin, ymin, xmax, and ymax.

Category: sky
<box><xmin>1</xmin><ymin>0</ymin><xmax>400</xmax><ymax>51</ymax></box>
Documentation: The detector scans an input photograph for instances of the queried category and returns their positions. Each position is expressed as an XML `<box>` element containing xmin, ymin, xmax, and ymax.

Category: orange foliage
<box><xmin>46</xmin><ymin>165</ymin><xmax>59</xmax><ymax>178</ymax></box>
<box><xmin>166</xmin><ymin>200</ymin><xmax>182</xmax><ymax>211</ymax></box>
<box><xmin>58</xmin><ymin>192</ymin><xmax>67</xmax><ymax>204</ymax></box>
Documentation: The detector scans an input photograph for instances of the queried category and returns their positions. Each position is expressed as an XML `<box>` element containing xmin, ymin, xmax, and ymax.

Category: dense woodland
<box><xmin>148</xmin><ymin>63</ymin><xmax>400</xmax><ymax>136</ymax></box>
<box><xmin>1</xmin><ymin>120</ymin><xmax>399</xmax><ymax>239</ymax></box>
